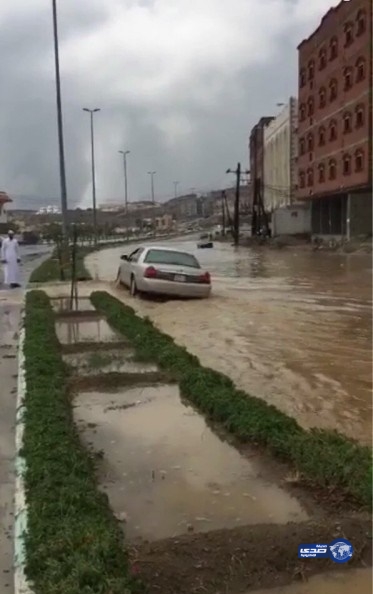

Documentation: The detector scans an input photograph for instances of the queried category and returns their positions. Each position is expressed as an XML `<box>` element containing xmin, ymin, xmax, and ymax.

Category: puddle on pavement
<box><xmin>64</xmin><ymin>349</ymin><xmax>158</xmax><ymax>376</ymax></box>
<box><xmin>51</xmin><ymin>296</ymin><xmax>95</xmax><ymax>312</ymax></box>
<box><xmin>74</xmin><ymin>384</ymin><xmax>308</xmax><ymax>542</ymax></box>
<box><xmin>55</xmin><ymin>316</ymin><xmax>122</xmax><ymax>344</ymax></box>
<box><xmin>248</xmin><ymin>568</ymin><xmax>372</xmax><ymax>594</ymax></box>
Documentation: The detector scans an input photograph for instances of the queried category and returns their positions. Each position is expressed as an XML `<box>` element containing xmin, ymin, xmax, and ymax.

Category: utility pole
<box><xmin>52</xmin><ymin>0</ymin><xmax>68</xmax><ymax>241</ymax></box>
<box><xmin>226</xmin><ymin>163</ymin><xmax>242</xmax><ymax>246</ymax></box>
<box><xmin>83</xmin><ymin>107</ymin><xmax>100</xmax><ymax>245</ymax></box>
<box><xmin>173</xmin><ymin>181</ymin><xmax>180</xmax><ymax>198</ymax></box>
<box><xmin>148</xmin><ymin>171</ymin><xmax>156</xmax><ymax>203</ymax></box>
<box><xmin>233</xmin><ymin>163</ymin><xmax>241</xmax><ymax>246</ymax></box>
<box><xmin>221</xmin><ymin>191</ymin><xmax>226</xmax><ymax>236</ymax></box>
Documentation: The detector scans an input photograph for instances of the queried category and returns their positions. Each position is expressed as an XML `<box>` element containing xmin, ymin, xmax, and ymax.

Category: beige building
<box><xmin>263</xmin><ymin>97</ymin><xmax>298</xmax><ymax>212</ymax></box>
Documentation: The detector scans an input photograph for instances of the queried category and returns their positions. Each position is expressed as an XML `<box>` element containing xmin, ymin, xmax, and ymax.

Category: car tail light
<box><xmin>144</xmin><ymin>266</ymin><xmax>158</xmax><ymax>278</ymax></box>
<box><xmin>198</xmin><ymin>272</ymin><xmax>211</xmax><ymax>284</ymax></box>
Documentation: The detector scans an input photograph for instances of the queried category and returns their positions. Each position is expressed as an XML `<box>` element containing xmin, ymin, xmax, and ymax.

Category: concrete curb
<box><xmin>14</xmin><ymin>326</ymin><xmax>34</xmax><ymax>594</ymax></box>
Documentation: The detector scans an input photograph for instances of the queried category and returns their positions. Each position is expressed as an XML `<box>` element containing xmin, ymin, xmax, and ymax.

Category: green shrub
<box><xmin>23</xmin><ymin>291</ymin><xmax>142</xmax><ymax>593</ymax></box>
<box><xmin>91</xmin><ymin>291</ymin><xmax>372</xmax><ymax>509</ymax></box>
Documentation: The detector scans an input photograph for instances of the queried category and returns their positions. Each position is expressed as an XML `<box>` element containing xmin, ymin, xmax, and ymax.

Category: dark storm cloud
<box><xmin>0</xmin><ymin>0</ymin><xmax>337</xmax><ymax>209</ymax></box>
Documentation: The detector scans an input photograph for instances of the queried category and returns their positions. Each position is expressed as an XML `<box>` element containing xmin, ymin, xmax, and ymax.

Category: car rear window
<box><xmin>144</xmin><ymin>249</ymin><xmax>200</xmax><ymax>268</ymax></box>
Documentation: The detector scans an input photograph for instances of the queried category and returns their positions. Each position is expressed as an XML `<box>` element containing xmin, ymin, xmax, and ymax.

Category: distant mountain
<box><xmin>8</xmin><ymin>195</ymin><xmax>63</xmax><ymax>211</ymax></box>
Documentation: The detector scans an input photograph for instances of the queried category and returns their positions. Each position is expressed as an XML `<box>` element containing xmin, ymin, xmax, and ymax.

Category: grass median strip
<box><xmin>23</xmin><ymin>290</ymin><xmax>143</xmax><ymax>593</ymax></box>
<box><xmin>29</xmin><ymin>246</ymin><xmax>92</xmax><ymax>283</ymax></box>
<box><xmin>91</xmin><ymin>290</ymin><xmax>372</xmax><ymax>509</ymax></box>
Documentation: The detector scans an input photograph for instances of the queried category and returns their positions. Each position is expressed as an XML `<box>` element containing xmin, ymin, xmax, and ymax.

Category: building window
<box><xmin>299</xmin><ymin>171</ymin><xmax>306</xmax><ymax>188</ymax></box>
<box><xmin>329</xmin><ymin>36</ymin><xmax>338</xmax><ymax>60</ymax></box>
<box><xmin>328</xmin><ymin>159</ymin><xmax>337</xmax><ymax>180</ymax></box>
<box><xmin>329</xmin><ymin>119</ymin><xmax>338</xmax><ymax>141</ymax></box>
<box><xmin>307</xmin><ymin>168</ymin><xmax>314</xmax><ymax>187</ymax></box>
<box><xmin>329</xmin><ymin>79</ymin><xmax>338</xmax><ymax>102</ymax></box>
<box><xmin>307</xmin><ymin>97</ymin><xmax>314</xmax><ymax>116</ymax></box>
<box><xmin>300</xmin><ymin>68</ymin><xmax>306</xmax><ymax>87</ymax></box>
<box><xmin>343</xmin><ymin>154</ymin><xmax>351</xmax><ymax>176</ymax></box>
<box><xmin>318</xmin><ymin>163</ymin><xmax>325</xmax><ymax>183</ymax></box>
<box><xmin>307</xmin><ymin>132</ymin><xmax>314</xmax><ymax>152</ymax></box>
<box><xmin>344</xmin><ymin>67</ymin><xmax>353</xmax><ymax>90</ymax></box>
<box><xmin>355</xmin><ymin>104</ymin><xmax>365</xmax><ymax>128</ymax></box>
<box><xmin>356</xmin><ymin>10</ymin><xmax>366</xmax><ymax>36</ymax></box>
<box><xmin>344</xmin><ymin>22</ymin><xmax>354</xmax><ymax>47</ymax></box>
<box><xmin>318</xmin><ymin>126</ymin><xmax>326</xmax><ymax>146</ymax></box>
<box><xmin>355</xmin><ymin>149</ymin><xmax>364</xmax><ymax>172</ymax></box>
<box><xmin>299</xmin><ymin>103</ymin><xmax>306</xmax><ymax>121</ymax></box>
<box><xmin>319</xmin><ymin>87</ymin><xmax>326</xmax><ymax>108</ymax></box>
<box><xmin>343</xmin><ymin>112</ymin><xmax>352</xmax><ymax>134</ymax></box>
<box><xmin>356</xmin><ymin>57</ymin><xmax>366</xmax><ymax>82</ymax></box>
<box><xmin>319</xmin><ymin>47</ymin><xmax>327</xmax><ymax>70</ymax></box>
<box><xmin>299</xmin><ymin>137</ymin><xmax>305</xmax><ymax>155</ymax></box>
<box><xmin>308</xmin><ymin>60</ymin><xmax>315</xmax><ymax>80</ymax></box>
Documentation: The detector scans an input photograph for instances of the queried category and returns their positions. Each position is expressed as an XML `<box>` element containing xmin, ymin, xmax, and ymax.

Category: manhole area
<box><xmin>74</xmin><ymin>384</ymin><xmax>309</xmax><ymax>544</ymax></box>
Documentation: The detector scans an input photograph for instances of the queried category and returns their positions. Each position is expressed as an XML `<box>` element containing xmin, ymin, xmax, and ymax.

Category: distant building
<box><xmin>249</xmin><ymin>116</ymin><xmax>274</xmax><ymax>234</ymax></box>
<box><xmin>0</xmin><ymin>191</ymin><xmax>12</xmax><ymax>226</ymax></box>
<box><xmin>297</xmin><ymin>0</ymin><xmax>372</xmax><ymax>238</ymax></box>
<box><xmin>164</xmin><ymin>194</ymin><xmax>198</xmax><ymax>220</ymax></box>
<box><xmin>155</xmin><ymin>214</ymin><xmax>175</xmax><ymax>232</ymax></box>
<box><xmin>263</xmin><ymin>98</ymin><xmax>298</xmax><ymax>211</ymax></box>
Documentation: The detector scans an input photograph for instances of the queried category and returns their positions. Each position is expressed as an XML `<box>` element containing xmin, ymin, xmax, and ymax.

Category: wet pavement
<box><xmin>248</xmin><ymin>567</ymin><xmax>372</xmax><ymax>594</ymax></box>
<box><xmin>74</xmin><ymin>383</ymin><xmax>308</xmax><ymax>542</ymax></box>
<box><xmin>86</xmin><ymin>240</ymin><xmax>372</xmax><ymax>444</ymax></box>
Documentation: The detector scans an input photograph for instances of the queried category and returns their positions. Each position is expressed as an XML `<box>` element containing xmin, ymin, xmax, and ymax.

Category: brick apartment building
<box><xmin>297</xmin><ymin>0</ymin><xmax>372</xmax><ymax>238</ymax></box>
<box><xmin>249</xmin><ymin>116</ymin><xmax>274</xmax><ymax>234</ymax></box>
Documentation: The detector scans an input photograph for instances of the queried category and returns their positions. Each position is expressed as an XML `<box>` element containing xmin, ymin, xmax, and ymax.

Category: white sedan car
<box><xmin>117</xmin><ymin>245</ymin><xmax>211</xmax><ymax>298</ymax></box>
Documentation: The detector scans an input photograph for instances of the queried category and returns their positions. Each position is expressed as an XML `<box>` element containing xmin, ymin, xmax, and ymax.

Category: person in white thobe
<box><xmin>1</xmin><ymin>230</ymin><xmax>21</xmax><ymax>287</ymax></box>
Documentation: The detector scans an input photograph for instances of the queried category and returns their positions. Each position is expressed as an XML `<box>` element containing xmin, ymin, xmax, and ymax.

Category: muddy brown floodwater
<box><xmin>86</xmin><ymin>240</ymin><xmax>372</xmax><ymax>445</ymax></box>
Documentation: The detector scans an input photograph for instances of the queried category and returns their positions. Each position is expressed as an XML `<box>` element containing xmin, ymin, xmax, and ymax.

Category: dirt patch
<box><xmin>61</xmin><ymin>340</ymin><xmax>131</xmax><ymax>354</ymax></box>
<box><xmin>133</xmin><ymin>518</ymin><xmax>371</xmax><ymax>594</ymax></box>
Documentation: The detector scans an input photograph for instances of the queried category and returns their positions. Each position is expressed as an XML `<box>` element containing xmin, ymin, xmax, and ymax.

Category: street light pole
<box><xmin>173</xmin><ymin>181</ymin><xmax>180</xmax><ymax>198</ymax></box>
<box><xmin>83</xmin><ymin>107</ymin><xmax>100</xmax><ymax>245</ymax></box>
<box><xmin>52</xmin><ymin>0</ymin><xmax>68</xmax><ymax>240</ymax></box>
<box><xmin>119</xmin><ymin>150</ymin><xmax>130</xmax><ymax>214</ymax></box>
<box><xmin>148</xmin><ymin>171</ymin><xmax>156</xmax><ymax>203</ymax></box>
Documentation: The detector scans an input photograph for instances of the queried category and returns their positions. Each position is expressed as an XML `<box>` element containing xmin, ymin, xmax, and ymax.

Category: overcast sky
<box><xmin>0</xmin><ymin>0</ymin><xmax>338</xmax><ymax>209</ymax></box>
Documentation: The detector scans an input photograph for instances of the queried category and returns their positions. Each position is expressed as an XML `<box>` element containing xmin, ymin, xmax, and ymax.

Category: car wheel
<box><xmin>130</xmin><ymin>275</ymin><xmax>138</xmax><ymax>297</ymax></box>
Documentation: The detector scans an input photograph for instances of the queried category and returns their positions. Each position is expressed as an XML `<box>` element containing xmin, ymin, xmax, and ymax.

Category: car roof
<box><xmin>139</xmin><ymin>245</ymin><xmax>194</xmax><ymax>254</ymax></box>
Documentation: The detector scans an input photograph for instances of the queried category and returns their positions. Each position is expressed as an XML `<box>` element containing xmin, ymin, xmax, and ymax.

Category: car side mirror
<box><xmin>120</xmin><ymin>254</ymin><xmax>128</xmax><ymax>261</ymax></box>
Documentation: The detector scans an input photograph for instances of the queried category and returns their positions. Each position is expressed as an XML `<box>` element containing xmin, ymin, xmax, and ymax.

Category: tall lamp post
<box><xmin>52</xmin><ymin>0</ymin><xmax>68</xmax><ymax>240</ymax></box>
<box><xmin>83</xmin><ymin>107</ymin><xmax>100</xmax><ymax>245</ymax></box>
<box><xmin>173</xmin><ymin>181</ymin><xmax>180</xmax><ymax>198</ymax></box>
<box><xmin>119</xmin><ymin>150</ymin><xmax>130</xmax><ymax>214</ymax></box>
<box><xmin>148</xmin><ymin>171</ymin><xmax>156</xmax><ymax>204</ymax></box>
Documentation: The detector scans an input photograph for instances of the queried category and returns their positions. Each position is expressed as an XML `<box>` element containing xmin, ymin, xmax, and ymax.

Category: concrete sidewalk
<box><xmin>0</xmin><ymin>250</ymin><xmax>51</xmax><ymax>594</ymax></box>
<box><xmin>0</xmin><ymin>292</ymin><xmax>23</xmax><ymax>594</ymax></box>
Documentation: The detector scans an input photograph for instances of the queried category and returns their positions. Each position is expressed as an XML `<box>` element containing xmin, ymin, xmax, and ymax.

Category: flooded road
<box><xmin>86</xmin><ymin>241</ymin><xmax>372</xmax><ymax>444</ymax></box>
